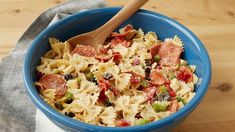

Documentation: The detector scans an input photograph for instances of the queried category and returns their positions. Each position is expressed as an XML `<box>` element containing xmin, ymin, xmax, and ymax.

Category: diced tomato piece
<box><xmin>130</xmin><ymin>75</ymin><xmax>141</xmax><ymax>84</ymax></box>
<box><xmin>165</xmin><ymin>85</ymin><xmax>176</xmax><ymax>97</ymax></box>
<box><xmin>169</xmin><ymin>91</ymin><xmax>176</xmax><ymax>97</ymax></box>
<box><xmin>150</xmin><ymin>70</ymin><xmax>166</xmax><ymax>85</ymax></box>
<box><xmin>176</xmin><ymin>66</ymin><xmax>193</xmax><ymax>83</ymax></box>
<box><xmin>112</xmin><ymin>52</ymin><xmax>122</xmax><ymax>64</ymax></box>
<box><xmin>169</xmin><ymin>100</ymin><xmax>178</xmax><ymax>113</ymax></box>
<box><xmin>116</xmin><ymin>119</ymin><xmax>131</xmax><ymax>127</ymax></box>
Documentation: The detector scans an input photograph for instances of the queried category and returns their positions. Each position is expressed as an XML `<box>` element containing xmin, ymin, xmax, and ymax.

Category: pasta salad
<box><xmin>35</xmin><ymin>25</ymin><xmax>198</xmax><ymax>127</ymax></box>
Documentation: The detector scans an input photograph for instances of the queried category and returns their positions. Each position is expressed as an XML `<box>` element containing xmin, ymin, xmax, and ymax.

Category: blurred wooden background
<box><xmin>0</xmin><ymin>0</ymin><xmax>235</xmax><ymax>131</ymax></box>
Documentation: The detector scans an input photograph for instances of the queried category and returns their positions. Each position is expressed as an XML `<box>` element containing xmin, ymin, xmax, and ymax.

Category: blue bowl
<box><xmin>23</xmin><ymin>7</ymin><xmax>211</xmax><ymax>132</ymax></box>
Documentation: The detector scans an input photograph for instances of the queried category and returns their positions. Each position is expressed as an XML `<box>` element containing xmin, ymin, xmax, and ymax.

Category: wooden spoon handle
<box><xmin>97</xmin><ymin>0</ymin><xmax>149</xmax><ymax>37</ymax></box>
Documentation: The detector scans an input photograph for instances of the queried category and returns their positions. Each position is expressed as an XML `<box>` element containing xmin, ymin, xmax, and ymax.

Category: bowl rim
<box><xmin>23</xmin><ymin>7</ymin><xmax>211</xmax><ymax>131</ymax></box>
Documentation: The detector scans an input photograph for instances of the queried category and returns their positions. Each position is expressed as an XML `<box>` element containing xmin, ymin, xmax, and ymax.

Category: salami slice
<box><xmin>144</xmin><ymin>86</ymin><xmax>157</xmax><ymax>103</ymax></box>
<box><xmin>95</xmin><ymin>55</ymin><xmax>112</xmax><ymax>62</ymax></box>
<box><xmin>38</xmin><ymin>74</ymin><xmax>67</xmax><ymax>98</ymax></box>
<box><xmin>110</xmin><ymin>37</ymin><xmax>131</xmax><ymax>48</ymax></box>
<box><xmin>150</xmin><ymin>42</ymin><xmax>183</xmax><ymax>67</ymax></box>
<box><xmin>169</xmin><ymin>100</ymin><xmax>178</xmax><ymax>113</ymax></box>
<box><xmin>71</xmin><ymin>45</ymin><xmax>96</xmax><ymax>57</ymax></box>
<box><xmin>150</xmin><ymin>70</ymin><xmax>166</xmax><ymax>85</ymax></box>
<box><xmin>110</xmin><ymin>24</ymin><xmax>133</xmax><ymax>38</ymax></box>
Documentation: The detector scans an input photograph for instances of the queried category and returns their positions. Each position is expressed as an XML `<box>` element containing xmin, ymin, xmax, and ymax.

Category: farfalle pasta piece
<box><xmin>165</xmin><ymin>35</ymin><xmax>183</xmax><ymax>48</ymax></box>
<box><xmin>130</xmin><ymin>95</ymin><xmax>147</xmax><ymax>105</ymax></box>
<box><xmin>83</xmin><ymin>105</ymin><xmax>103</xmax><ymax>123</ymax></box>
<box><xmin>40</xmin><ymin>89</ymin><xmax>56</xmax><ymax>101</ymax></box>
<box><xmin>99</xmin><ymin>107</ymin><xmax>116</xmax><ymax>126</ymax></box>
<box><xmin>115</xmin><ymin>73</ymin><xmax>132</xmax><ymax>91</ymax></box>
<box><xmin>115</xmin><ymin>95</ymin><xmax>130</xmax><ymax>111</ymax></box>
<box><xmin>176</xmin><ymin>81</ymin><xmax>192</xmax><ymax>96</ymax></box>
<box><xmin>140</xmin><ymin>104</ymin><xmax>158</xmax><ymax>120</ymax></box>
<box><xmin>156</xmin><ymin>111</ymin><xmax>171</xmax><ymax>119</ymax></box>
<box><xmin>170</xmin><ymin>78</ymin><xmax>181</xmax><ymax>91</ymax></box>
<box><xmin>132</xmin><ymin>65</ymin><xmax>145</xmax><ymax>77</ymax></box>
<box><xmin>92</xmin><ymin>61</ymin><xmax>116</xmax><ymax>80</ymax></box>
<box><xmin>37</xmin><ymin>58</ymin><xmax>70</xmax><ymax>74</ymax></box>
<box><xmin>79</xmin><ymin>80</ymin><xmax>100</xmax><ymax>95</ymax></box>
<box><xmin>144</xmin><ymin>32</ymin><xmax>158</xmax><ymax>47</ymax></box>
<box><xmin>67</xmin><ymin>99</ymin><xmax>84</xmax><ymax>113</ymax></box>
<box><xmin>69</xmin><ymin>55</ymin><xmax>89</xmax><ymax>72</ymax></box>
<box><xmin>123</xmin><ymin>104</ymin><xmax>139</xmax><ymax>125</ymax></box>
<box><xmin>113</xmin><ymin>45</ymin><xmax>129</xmax><ymax>58</ymax></box>
<box><xmin>45</xmin><ymin>38</ymin><xmax>71</xmax><ymax>59</ymax></box>
<box><xmin>66</xmin><ymin>79</ymin><xmax>79</xmax><ymax>89</ymax></box>
<box><xmin>193</xmin><ymin>74</ymin><xmax>199</xmax><ymax>85</ymax></box>
<box><xmin>133</xmin><ymin>28</ymin><xmax>144</xmax><ymax>42</ymax></box>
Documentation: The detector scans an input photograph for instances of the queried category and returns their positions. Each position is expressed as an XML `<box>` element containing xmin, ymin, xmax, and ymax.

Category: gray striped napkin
<box><xmin>0</xmin><ymin>0</ymin><xmax>106</xmax><ymax>132</ymax></box>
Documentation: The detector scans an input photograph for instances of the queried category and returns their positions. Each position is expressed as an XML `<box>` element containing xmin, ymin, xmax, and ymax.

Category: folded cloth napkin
<box><xmin>0</xmin><ymin>0</ymin><xmax>106</xmax><ymax>132</ymax></box>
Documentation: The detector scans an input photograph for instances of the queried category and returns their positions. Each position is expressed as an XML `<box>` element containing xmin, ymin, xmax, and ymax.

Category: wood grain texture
<box><xmin>1</xmin><ymin>0</ymin><xmax>235</xmax><ymax>131</ymax></box>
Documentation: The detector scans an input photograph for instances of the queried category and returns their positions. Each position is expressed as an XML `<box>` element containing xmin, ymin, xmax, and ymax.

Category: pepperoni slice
<box><xmin>110</xmin><ymin>37</ymin><xmax>123</xmax><ymax>48</ymax></box>
<box><xmin>150</xmin><ymin>70</ymin><xmax>166</xmax><ymax>85</ymax></box>
<box><xmin>150</xmin><ymin>42</ymin><xmax>183</xmax><ymax>67</ymax></box>
<box><xmin>71</xmin><ymin>45</ymin><xmax>96</xmax><ymax>57</ymax></box>
<box><xmin>111</xmin><ymin>32</ymin><xmax>129</xmax><ymax>37</ymax></box>
<box><xmin>110</xmin><ymin>37</ymin><xmax>131</xmax><ymax>48</ymax></box>
<box><xmin>176</xmin><ymin>66</ymin><xmax>193</xmax><ymax>83</ymax></box>
<box><xmin>38</xmin><ymin>74</ymin><xmax>67</xmax><ymax>98</ymax></box>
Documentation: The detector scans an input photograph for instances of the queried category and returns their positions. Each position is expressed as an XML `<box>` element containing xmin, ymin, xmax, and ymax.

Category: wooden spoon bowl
<box><xmin>68</xmin><ymin>0</ymin><xmax>149</xmax><ymax>50</ymax></box>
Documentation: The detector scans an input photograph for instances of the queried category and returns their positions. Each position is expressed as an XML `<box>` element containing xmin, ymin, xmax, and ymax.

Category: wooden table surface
<box><xmin>1</xmin><ymin>0</ymin><xmax>235</xmax><ymax>131</ymax></box>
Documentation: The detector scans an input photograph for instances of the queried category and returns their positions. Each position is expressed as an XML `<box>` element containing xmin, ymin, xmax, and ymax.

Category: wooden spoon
<box><xmin>67</xmin><ymin>0</ymin><xmax>149</xmax><ymax>50</ymax></box>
